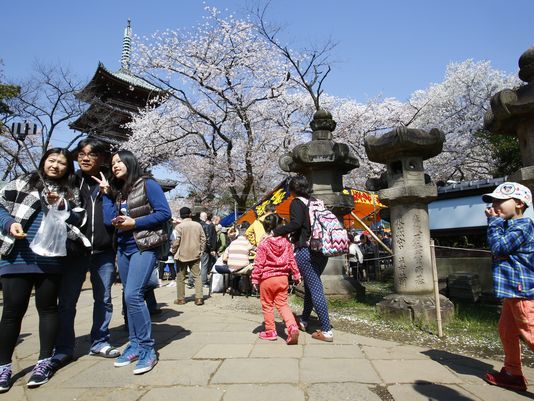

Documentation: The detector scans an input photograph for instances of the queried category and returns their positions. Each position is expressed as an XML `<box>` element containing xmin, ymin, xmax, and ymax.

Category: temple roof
<box><xmin>76</xmin><ymin>62</ymin><xmax>164</xmax><ymax>102</ymax></box>
<box><xmin>70</xmin><ymin>20</ymin><xmax>166</xmax><ymax>146</ymax></box>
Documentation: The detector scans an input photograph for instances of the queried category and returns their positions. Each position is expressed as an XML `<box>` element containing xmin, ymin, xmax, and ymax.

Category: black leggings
<box><xmin>0</xmin><ymin>274</ymin><xmax>61</xmax><ymax>364</ymax></box>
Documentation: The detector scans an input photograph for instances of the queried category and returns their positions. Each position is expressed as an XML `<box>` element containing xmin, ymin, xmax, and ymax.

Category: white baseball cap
<box><xmin>482</xmin><ymin>182</ymin><xmax>532</xmax><ymax>207</ymax></box>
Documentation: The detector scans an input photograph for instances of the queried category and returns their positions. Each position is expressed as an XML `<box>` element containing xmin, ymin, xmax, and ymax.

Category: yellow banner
<box><xmin>342</xmin><ymin>188</ymin><xmax>385</xmax><ymax>208</ymax></box>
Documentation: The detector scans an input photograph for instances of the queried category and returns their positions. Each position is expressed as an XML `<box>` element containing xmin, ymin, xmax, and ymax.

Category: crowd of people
<box><xmin>0</xmin><ymin>141</ymin><xmax>334</xmax><ymax>394</ymax></box>
<box><xmin>1</xmin><ymin>139</ymin><xmax>532</xmax><ymax>395</ymax></box>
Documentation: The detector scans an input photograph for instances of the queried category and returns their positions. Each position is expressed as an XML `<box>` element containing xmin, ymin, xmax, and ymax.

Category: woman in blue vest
<box><xmin>95</xmin><ymin>150</ymin><xmax>171</xmax><ymax>374</ymax></box>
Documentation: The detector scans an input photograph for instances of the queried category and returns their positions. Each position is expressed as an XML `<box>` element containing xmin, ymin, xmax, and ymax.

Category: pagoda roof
<box><xmin>77</xmin><ymin>62</ymin><xmax>164</xmax><ymax>101</ymax></box>
<box><xmin>100</xmin><ymin>63</ymin><xmax>162</xmax><ymax>93</ymax></box>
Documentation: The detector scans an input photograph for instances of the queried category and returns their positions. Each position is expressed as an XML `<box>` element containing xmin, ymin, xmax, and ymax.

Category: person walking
<box><xmin>252</xmin><ymin>214</ymin><xmax>301</xmax><ymax>344</ymax></box>
<box><xmin>171</xmin><ymin>207</ymin><xmax>206</xmax><ymax>305</ymax></box>
<box><xmin>272</xmin><ymin>175</ymin><xmax>333</xmax><ymax>342</ymax></box>
<box><xmin>52</xmin><ymin>138</ymin><xmax>120</xmax><ymax>369</ymax></box>
<box><xmin>199</xmin><ymin>211</ymin><xmax>217</xmax><ymax>287</ymax></box>
<box><xmin>482</xmin><ymin>182</ymin><xmax>534</xmax><ymax>392</ymax></box>
<box><xmin>96</xmin><ymin>150</ymin><xmax>171</xmax><ymax>375</ymax></box>
<box><xmin>0</xmin><ymin>148</ymin><xmax>89</xmax><ymax>392</ymax></box>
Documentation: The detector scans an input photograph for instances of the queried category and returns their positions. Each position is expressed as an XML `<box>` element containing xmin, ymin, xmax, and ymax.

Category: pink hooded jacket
<box><xmin>252</xmin><ymin>236</ymin><xmax>300</xmax><ymax>285</ymax></box>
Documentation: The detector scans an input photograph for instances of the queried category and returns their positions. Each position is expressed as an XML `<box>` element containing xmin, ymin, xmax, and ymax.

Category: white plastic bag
<box><xmin>30</xmin><ymin>200</ymin><xmax>70</xmax><ymax>257</ymax></box>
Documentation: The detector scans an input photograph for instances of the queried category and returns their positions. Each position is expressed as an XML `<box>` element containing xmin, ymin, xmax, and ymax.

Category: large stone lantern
<box><xmin>485</xmin><ymin>45</ymin><xmax>534</xmax><ymax>188</ymax></box>
<box><xmin>365</xmin><ymin>127</ymin><xmax>454</xmax><ymax>322</ymax></box>
<box><xmin>279</xmin><ymin>109</ymin><xmax>359</xmax><ymax>296</ymax></box>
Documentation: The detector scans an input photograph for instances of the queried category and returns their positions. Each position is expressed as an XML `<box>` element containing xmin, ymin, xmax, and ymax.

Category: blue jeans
<box><xmin>117</xmin><ymin>250</ymin><xmax>156</xmax><ymax>351</ymax></box>
<box><xmin>55</xmin><ymin>250</ymin><xmax>116</xmax><ymax>356</ymax></box>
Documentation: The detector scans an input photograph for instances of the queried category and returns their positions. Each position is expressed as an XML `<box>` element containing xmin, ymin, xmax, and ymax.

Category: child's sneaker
<box><xmin>485</xmin><ymin>368</ymin><xmax>527</xmax><ymax>392</ymax></box>
<box><xmin>286</xmin><ymin>325</ymin><xmax>299</xmax><ymax>345</ymax></box>
<box><xmin>133</xmin><ymin>348</ymin><xmax>158</xmax><ymax>375</ymax></box>
<box><xmin>0</xmin><ymin>364</ymin><xmax>12</xmax><ymax>393</ymax></box>
<box><xmin>258</xmin><ymin>330</ymin><xmax>278</xmax><ymax>341</ymax></box>
<box><xmin>27</xmin><ymin>358</ymin><xmax>54</xmax><ymax>388</ymax></box>
<box><xmin>114</xmin><ymin>343</ymin><xmax>139</xmax><ymax>367</ymax></box>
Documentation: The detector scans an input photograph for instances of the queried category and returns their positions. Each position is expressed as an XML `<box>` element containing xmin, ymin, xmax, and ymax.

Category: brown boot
<box><xmin>174</xmin><ymin>299</ymin><xmax>186</xmax><ymax>305</ymax></box>
<box><xmin>195</xmin><ymin>298</ymin><xmax>204</xmax><ymax>306</ymax></box>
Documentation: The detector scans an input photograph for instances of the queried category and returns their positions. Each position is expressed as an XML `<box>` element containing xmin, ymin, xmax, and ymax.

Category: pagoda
<box><xmin>70</xmin><ymin>20</ymin><xmax>165</xmax><ymax>145</ymax></box>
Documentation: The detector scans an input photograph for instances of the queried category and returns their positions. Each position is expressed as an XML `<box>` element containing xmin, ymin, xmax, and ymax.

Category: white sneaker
<box><xmin>166</xmin><ymin>281</ymin><xmax>176</xmax><ymax>287</ymax></box>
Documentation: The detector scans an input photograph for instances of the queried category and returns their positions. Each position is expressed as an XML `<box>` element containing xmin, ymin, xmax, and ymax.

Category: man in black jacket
<box><xmin>199</xmin><ymin>211</ymin><xmax>217</xmax><ymax>287</ymax></box>
<box><xmin>52</xmin><ymin>138</ymin><xmax>120</xmax><ymax>366</ymax></box>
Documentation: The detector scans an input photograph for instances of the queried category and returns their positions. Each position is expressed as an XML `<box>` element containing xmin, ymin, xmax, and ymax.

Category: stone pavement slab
<box><xmin>388</xmin><ymin>383</ymin><xmax>483</xmax><ymax>401</ymax></box>
<box><xmin>372</xmin><ymin>359</ymin><xmax>463</xmax><ymax>384</ymax></box>
<box><xmin>300</xmin><ymin>358</ymin><xmax>381</xmax><ymax>383</ymax></box>
<box><xmin>3</xmin><ymin>283</ymin><xmax>534</xmax><ymax>400</ymax></box>
<box><xmin>211</xmin><ymin>358</ymin><xmax>299</xmax><ymax>384</ymax></box>
<box><xmin>306</xmin><ymin>383</ymin><xmax>383</xmax><ymax>401</ymax></box>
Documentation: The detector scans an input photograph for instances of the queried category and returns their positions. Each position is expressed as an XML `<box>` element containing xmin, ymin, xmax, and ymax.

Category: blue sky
<box><xmin>2</xmin><ymin>0</ymin><xmax>533</xmax><ymax>103</ymax></box>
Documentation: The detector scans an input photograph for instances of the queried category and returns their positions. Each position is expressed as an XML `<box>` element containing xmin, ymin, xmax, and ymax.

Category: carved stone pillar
<box><xmin>365</xmin><ymin>127</ymin><xmax>454</xmax><ymax>323</ymax></box>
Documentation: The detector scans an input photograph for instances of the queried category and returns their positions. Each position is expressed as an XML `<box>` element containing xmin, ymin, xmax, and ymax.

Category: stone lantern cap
<box><xmin>484</xmin><ymin>45</ymin><xmax>534</xmax><ymax>136</ymax></box>
<box><xmin>364</xmin><ymin>127</ymin><xmax>445</xmax><ymax>164</ymax></box>
<box><xmin>279</xmin><ymin>108</ymin><xmax>359</xmax><ymax>174</ymax></box>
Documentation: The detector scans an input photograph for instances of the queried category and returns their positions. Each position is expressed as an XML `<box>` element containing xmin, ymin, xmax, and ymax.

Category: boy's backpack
<box><xmin>305</xmin><ymin>197</ymin><xmax>349</xmax><ymax>257</ymax></box>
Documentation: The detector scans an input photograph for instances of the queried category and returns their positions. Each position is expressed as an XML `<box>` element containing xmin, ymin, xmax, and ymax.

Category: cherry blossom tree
<box><xmin>126</xmin><ymin>8</ymin><xmax>311</xmax><ymax>210</ymax></box>
<box><xmin>327</xmin><ymin>60</ymin><xmax>520</xmax><ymax>187</ymax></box>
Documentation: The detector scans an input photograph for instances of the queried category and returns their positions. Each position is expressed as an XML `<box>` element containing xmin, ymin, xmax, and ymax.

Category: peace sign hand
<box><xmin>92</xmin><ymin>172</ymin><xmax>111</xmax><ymax>195</ymax></box>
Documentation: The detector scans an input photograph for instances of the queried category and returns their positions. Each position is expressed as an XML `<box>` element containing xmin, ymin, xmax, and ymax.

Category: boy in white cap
<box><xmin>482</xmin><ymin>182</ymin><xmax>534</xmax><ymax>392</ymax></box>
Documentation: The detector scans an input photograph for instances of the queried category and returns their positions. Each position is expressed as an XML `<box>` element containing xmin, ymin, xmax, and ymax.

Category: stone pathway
<box><xmin>3</xmin><ymin>284</ymin><xmax>534</xmax><ymax>400</ymax></box>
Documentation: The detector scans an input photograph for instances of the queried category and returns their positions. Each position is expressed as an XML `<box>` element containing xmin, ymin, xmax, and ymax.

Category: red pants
<box><xmin>499</xmin><ymin>298</ymin><xmax>534</xmax><ymax>375</ymax></box>
<box><xmin>259</xmin><ymin>276</ymin><xmax>297</xmax><ymax>332</ymax></box>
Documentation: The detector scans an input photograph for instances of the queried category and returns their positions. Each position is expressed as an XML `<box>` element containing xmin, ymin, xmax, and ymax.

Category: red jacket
<box><xmin>252</xmin><ymin>236</ymin><xmax>300</xmax><ymax>285</ymax></box>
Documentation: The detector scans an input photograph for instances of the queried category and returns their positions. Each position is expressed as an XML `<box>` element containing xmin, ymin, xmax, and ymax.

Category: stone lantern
<box><xmin>279</xmin><ymin>109</ymin><xmax>359</xmax><ymax>296</ymax></box>
<box><xmin>364</xmin><ymin>127</ymin><xmax>454</xmax><ymax>323</ymax></box>
<box><xmin>485</xmin><ymin>45</ymin><xmax>534</xmax><ymax>188</ymax></box>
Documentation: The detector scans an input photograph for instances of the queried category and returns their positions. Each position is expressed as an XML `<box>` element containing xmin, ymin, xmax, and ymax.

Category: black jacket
<box><xmin>200</xmin><ymin>221</ymin><xmax>217</xmax><ymax>253</ymax></box>
<box><xmin>273</xmin><ymin>197</ymin><xmax>310</xmax><ymax>248</ymax></box>
<box><xmin>76</xmin><ymin>171</ymin><xmax>114</xmax><ymax>253</ymax></box>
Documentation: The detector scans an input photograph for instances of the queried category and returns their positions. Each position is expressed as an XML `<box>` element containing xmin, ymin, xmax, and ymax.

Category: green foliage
<box><xmin>476</xmin><ymin>130</ymin><xmax>522</xmax><ymax>177</ymax></box>
<box><xmin>0</xmin><ymin>82</ymin><xmax>20</xmax><ymax>116</ymax></box>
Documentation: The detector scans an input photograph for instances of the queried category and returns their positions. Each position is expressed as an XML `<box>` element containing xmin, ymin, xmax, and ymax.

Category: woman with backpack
<box><xmin>94</xmin><ymin>150</ymin><xmax>171</xmax><ymax>374</ymax></box>
<box><xmin>272</xmin><ymin>175</ymin><xmax>333</xmax><ymax>342</ymax></box>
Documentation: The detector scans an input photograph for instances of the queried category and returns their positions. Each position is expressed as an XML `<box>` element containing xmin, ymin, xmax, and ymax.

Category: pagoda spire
<box><xmin>120</xmin><ymin>19</ymin><xmax>132</xmax><ymax>71</ymax></box>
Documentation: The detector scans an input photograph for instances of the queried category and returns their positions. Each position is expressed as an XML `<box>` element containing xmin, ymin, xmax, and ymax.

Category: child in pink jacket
<box><xmin>252</xmin><ymin>214</ymin><xmax>301</xmax><ymax>345</ymax></box>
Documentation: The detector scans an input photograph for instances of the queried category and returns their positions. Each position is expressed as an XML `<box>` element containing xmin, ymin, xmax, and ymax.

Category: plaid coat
<box><xmin>0</xmin><ymin>176</ymin><xmax>90</xmax><ymax>257</ymax></box>
<box><xmin>487</xmin><ymin>216</ymin><xmax>534</xmax><ymax>298</ymax></box>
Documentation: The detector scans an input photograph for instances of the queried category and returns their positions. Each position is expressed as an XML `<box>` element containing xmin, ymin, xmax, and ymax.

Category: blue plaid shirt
<box><xmin>487</xmin><ymin>216</ymin><xmax>534</xmax><ymax>299</ymax></box>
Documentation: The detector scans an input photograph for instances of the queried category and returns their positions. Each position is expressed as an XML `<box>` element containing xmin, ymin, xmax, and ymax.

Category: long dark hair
<box><xmin>27</xmin><ymin>147</ymin><xmax>76</xmax><ymax>197</ymax></box>
<box><xmin>288</xmin><ymin>175</ymin><xmax>311</xmax><ymax>198</ymax></box>
<box><xmin>110</xmin><ymin>150</ymin><xmax>148</xmax><ymax>195</ymax></box>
